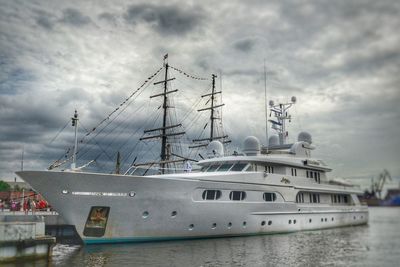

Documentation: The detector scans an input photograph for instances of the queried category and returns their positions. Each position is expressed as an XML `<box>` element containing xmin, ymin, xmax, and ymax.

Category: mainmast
<box><xmin>191</xmin><ymin>74</ymin><xmax>230</xmax><ymax>148</ymax></box>
<box><xmin>140</xmin><ymin>56</ymin><xmax>185</xmax><ymax>174</ymax></box>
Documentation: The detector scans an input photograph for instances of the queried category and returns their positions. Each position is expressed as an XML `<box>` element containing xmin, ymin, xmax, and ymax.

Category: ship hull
<box><xmin>17</xmin><ymin>170</ymin><xmax>368</xmax><ymax>244</ymax></box>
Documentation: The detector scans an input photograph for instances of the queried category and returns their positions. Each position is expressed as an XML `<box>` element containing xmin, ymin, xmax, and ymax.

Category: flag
<box><xmin>164</xmin><ymin>53</ymin><xmax>168</xmax><ymax>60</ymax></box>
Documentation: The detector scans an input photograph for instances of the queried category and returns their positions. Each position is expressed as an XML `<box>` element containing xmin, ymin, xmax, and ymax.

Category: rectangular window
<box><xmin>83</xmin><ymin>206</ymin><xmax>110</xmax><ymax>237</ymax></box>
<box><xmin>295</xmin><ymin>169</ymin><xmax>297</xmax><ymax>176</ymax></box>
<box><xmin>207</xmin><ymin>164</ymin><xmax>220</xmax><ymax>172</ymax></box>
<box><xmin>231</xmin><ymin>163</ymin><xmax>247</xmax><ymax>172</ymax></box>
<box><xmin>263</xmin><ymin>192</ymin><xmax>276</xmax><ymax>202</ymax></box>
<box><xmin>217</xmin><ymin>164</ymin><xmax>233</xmax><ymax>172</ymax></box>
<box><xmin>230</xmin><ymin>191</ymin><xmax>246</xmax><ymax>201</ymax></box>
<box><xmin>343</xmin><ymin>195</ymin><xmax>348</xmax><ymax>203</ymax></box>
<box><xmin>312</xmin><ymin>194</ymin><xmax>318</xmax><ymax>203</ymax></box>
<box><xmin>306</xmin><ymin>171</ymin><xmax>309</xmax><ymax>178</ymax></box>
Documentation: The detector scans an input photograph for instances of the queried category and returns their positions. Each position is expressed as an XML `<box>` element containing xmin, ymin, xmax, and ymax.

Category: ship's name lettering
<box><xmin>71</xmin><ymin>191</ymin><xmax>128</xmax><ymax>197</ymax></box>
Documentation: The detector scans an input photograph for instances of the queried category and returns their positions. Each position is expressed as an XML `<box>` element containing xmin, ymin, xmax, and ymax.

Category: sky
<box><xmin>0</xmin><ymin>0</ymin><xmax>399</xmax><ymax>187</ymax></box>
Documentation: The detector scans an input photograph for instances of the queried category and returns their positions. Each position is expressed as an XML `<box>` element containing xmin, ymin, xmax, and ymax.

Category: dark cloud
<box><xmin>60</xmin><ymin>8</ymin><xmax>91</xmax><ymax>26</ymax></box>
<box><xmin>123</xmin><ymin>3</ymin><xmax>204</xmax><ymax>35</ymax></box>
<box><xmin>233</xmin><ymin>39</ymin><xmax>255</xmax><ymax>52</ymax></box>
<box><xmin>98</xmin><ymin>12</ymin><xmax>118</xmax><ymax>26</ymax></box>
<box><xmin>36</xmin><ymin>15</ymin><xmax>53</xmax><ymax>30</ymax></box>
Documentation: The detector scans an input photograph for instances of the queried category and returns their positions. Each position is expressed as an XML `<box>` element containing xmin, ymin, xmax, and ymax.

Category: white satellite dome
<box><xmin>207</xmin><ymin>141</ymin><xmax>224</xmax><ymax>158</ymax></box>
<box><xmin>243</xmin><ymin>136</ymin><xmax>260</xmax><ymax>156</ymax></box>
<box><xmin>268</xmin><ymin>135</ymin><xmax>279</xmax><ymax>146</ymax></box>
<box><xmin>298</xmin><ymin>131</ymin><xmax>312</xmax><ymax>144</ymax></box>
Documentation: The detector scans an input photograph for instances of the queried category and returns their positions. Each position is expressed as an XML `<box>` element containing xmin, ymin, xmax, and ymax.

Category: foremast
<box><xmin>139</xmin><ymin>56</ymin><xmax>186</xmax><ymax>174</ymax></box>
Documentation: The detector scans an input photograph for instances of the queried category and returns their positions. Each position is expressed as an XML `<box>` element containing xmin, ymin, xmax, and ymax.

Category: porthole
<box><xmin>309</xmin><ymin>219</ymin><xmax>312</xmax><ymax>223</ymax></box>
<box><xmin>321</xmin><ymin>218</ymin><xmax>323</xmax><ymax>222</ymax></box>
<box><xmin>62</xmin><ymin>190</ymin><xmax>69</xmax><ymax>194</ymax></box>
<box><xmin>361</xmin><ymin>216</ymin><xmax>363</xmax><ymax>219</ymax></box>
<box><xmin>293</xmin><ymin>219</ymin><xmax>297</xmax><ymax>224</ymax></box>
<box><xmin>289</xmin><ymin>220</ymin><xmax>292</xmax><ymax>224</ymax></box>
<box><xmin>189</xmin><ymin>224</ymin><xmax>194</xmax><ymax>230</ymax></box>
<box><xmin>353</xmin><ymin>216</ymin><xmax>356</xmax><ymax>220</ymax></box>
<box><xmin>268</xmin><ymin>220</ymin><xmax>272</xmax><ymax>225</ymax></box>
<box><xmin>261</xmin><ymin>221</ymin><xmax>266</xmax><ymax>226</ymax></box>
<box><xmin>228</xmin><ymin>222</ymin><xmax>232</xmax><ymax>229</ymax></box>
<box><xmin>142</xmin><ymin>211</ymin><xmax>149</xmax><ymax>218</ymax></box>
<box><xmin>324</xmin><ymin>218</ymin><xmax>327</xmax><ymax>222</ymax></box>
<box><xmin>128</xmin><ymin>191</ymin><xmax>136</xmax><ymax>197</ymax></box>
<box><xmin>171</xmin><ymin>211</ymin><xmax>177</xmax><ymax>217</ymax></box>
<box><xmin>331</xmin><ymin>217</ymin><xmax>334</xmax><ymax>221</ymax></box>
<box><xmin>243</xmin><ymin>221</ymin><xmax>247</xmax><ymax>228</ymax></box>
<box><xmin>212</xmin><ymin>223</ymin><xmax>217</xmax><ymax>229</ymax></box>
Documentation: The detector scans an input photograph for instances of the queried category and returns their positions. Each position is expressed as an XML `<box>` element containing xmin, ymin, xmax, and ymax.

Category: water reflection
<box><xmin>3</xmin><ymin>208</ymin><xmax>400</xmax><ymax>267</ymax></box>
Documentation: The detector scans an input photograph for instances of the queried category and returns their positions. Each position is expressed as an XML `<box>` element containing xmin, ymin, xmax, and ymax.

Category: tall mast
<box><xmin>264</xmin><ymin>60</ymin><xmax>268</xmax><ymax>146</ymax></box>
<box><xmin>160</xmin><ymin>62</ymin><xmax>169</xmax><ymax>169</ymax></box>
<box><xmin>210</xmin><ymin>74</ymin><xmax>216</xmax><ymax>140</ymax></box>
<box><xmin>191</xmin><ymin>74</ymin><xmax>230</xmax><ymax>148</ymax></box>
<box><xmin>140</xmin><ymin>55</ymin><xmax>185</xmax><ymax>174</ymax></box>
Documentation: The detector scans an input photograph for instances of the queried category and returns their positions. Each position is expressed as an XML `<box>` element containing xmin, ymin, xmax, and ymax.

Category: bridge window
<box><xmin>202</xmin><ymin>190</ymin><xmax>222</xmax><ymax>200</ymax></box>
<box><xmin>263</xmin><ymin>192</ymin><xmax>277</xmax><ymax>202</ymax></box>
<box><xmin>229</xmin><ymin>191</ymin><xmax>246</xmax><ymax>201</ymax></box>
<box><xmin>206</xmin><ymin>164</ymin><xmax>221</xmax><ymax>172</ymax></box>
<box><xmin>218</xmin><ymin>163</ymin><xmax>234</xmax><ymax>172</ymax></box>
<box><xmin>230</xmin><ymin>163</ymin><xmax>248</xmax><ymax>172</ymax></box>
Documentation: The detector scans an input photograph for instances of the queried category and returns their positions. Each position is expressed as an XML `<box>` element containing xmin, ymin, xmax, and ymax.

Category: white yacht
<box><xmin>17</xmin><ymin>94</ymin><xmax>368</xmax><ymax>244</ymax></box>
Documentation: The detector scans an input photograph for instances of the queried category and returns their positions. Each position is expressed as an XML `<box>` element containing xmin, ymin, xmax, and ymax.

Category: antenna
<box><xmin>268</xmin><ymin>97</ymin><xmax>296</xmax><ymax>145</ymax></box>
<box><xmin>264</xmin><ymin>60</ymin><xmax>268</xmax><ymax>146</ymax></box>
<box><xmin>21</xmin><ymin>145</ymin><xmax>24</xmax><ymax>171</ymax></box>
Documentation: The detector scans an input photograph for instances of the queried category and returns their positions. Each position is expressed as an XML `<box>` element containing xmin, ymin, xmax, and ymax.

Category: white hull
<box><xmin>17</xmin><ymin>170</ymin><xmax>368</xmax><ymax>244</ymax></box>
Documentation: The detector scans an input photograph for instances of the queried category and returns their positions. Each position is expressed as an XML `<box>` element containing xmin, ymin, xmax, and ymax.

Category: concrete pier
<box><xmin>0</xmin><ymin>221</ymin><xmax>55</xmax><ymax>262</ymax></box>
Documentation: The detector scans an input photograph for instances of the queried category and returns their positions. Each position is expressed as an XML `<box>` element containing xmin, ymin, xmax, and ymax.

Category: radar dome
<box><xmin>207</xmin><ymin>141</ymin><xmax>224</xmax><ymax>158</ymax></box>
<box><xmin>268</xmin><ymin>135</ymin><xmax>279</xmax><ymax>146</ymax></box>
<box><xmin>243</xmin><ymin>136</ymin><xmax>260</xmax><ymax>156</ymax></box>
<box><xmin>298</xmin><ymin>131</ymin><xmax>312</xmax><ymax>144</ymax></box>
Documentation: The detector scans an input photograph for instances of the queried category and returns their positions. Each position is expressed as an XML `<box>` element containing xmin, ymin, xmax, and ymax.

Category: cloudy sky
<box><xmin>0</xmin><ymin>0</ymin><xmax>399</xmax><ymax>187</ymax></box>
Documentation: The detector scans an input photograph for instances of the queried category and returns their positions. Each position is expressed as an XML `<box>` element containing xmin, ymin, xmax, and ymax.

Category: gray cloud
<box><xmin>60</xmin><ymin>8</ymin><xmax>91</xmax><ymax>26</ymax></box>
<box><xmin>233</xmin><ymin>39</ymin><xmax>255</xmax><ymax>52</ymax></box>
<box><xmin>123</xmin><ymin>3</ymin><xmax>204</xmax><ymax>36</ymax></box>
<box><xmin>0</xmin><ymin>0</ymin><xmax>399</xmax><ymax>184</ymax></box>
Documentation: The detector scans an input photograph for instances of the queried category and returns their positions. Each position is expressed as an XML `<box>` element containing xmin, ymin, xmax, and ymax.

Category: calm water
<box><xmin>5</xmin><ymin>207</ymin><xmax>400</xmax><ymax>267</ymax></box>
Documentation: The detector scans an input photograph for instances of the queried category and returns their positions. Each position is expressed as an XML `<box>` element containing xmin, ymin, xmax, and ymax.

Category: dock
<box><xmin>0</xmin><ymin>220</ymin><xmax>55</xmax><ymax>262</ymax></box>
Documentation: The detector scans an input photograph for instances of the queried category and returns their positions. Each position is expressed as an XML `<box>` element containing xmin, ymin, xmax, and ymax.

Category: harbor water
<box><xmin>3</xmin><ymin>207</ymin><xmax>400</xmax><ymax>267</ymax></box>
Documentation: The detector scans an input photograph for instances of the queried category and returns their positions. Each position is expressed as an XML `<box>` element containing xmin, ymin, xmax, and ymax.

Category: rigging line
<box><xmin>49</xmin><ymin>67</ymin><xmax>163</xmax><ymax>166</ymax></box>
<box><xmin>86</xmin><ymin>98</ymin><xmax>150</xmax><ymax>159</ymax></box>
<box><xmin>119</xmin><ymin>108</ymin><xmax>163</xmax><ymax>167</ymax></box>
<box><xmin>82</xmin><ymin>67</ymin><xmax>163</xmax><ymax>142</ymax></box>
<box><xmin>76</xmin><ymin>69</ymin><xmax>162</xmax><ymax>157</ymax></box>
<box><xmin>37</xmin><ymin>118</ymin><xmax>70</xmax><ymax>161</ymax></box>
<box><xmin>110</xmin><ymin>106</ymin><xmax>159</xmax><ymax>164</ymax></box>
<box><xmin>169</xmin><ymin>65</ymin><xmax>210</xmax><ymax>81</ymax></box>
<box><xmin>79</xmin><ymin>123</ymin><xmax>114</xmax><ymax>161</ymax></box>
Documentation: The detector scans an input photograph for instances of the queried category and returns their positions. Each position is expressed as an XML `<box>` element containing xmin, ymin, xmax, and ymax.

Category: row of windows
<box><xmin>331</xmin><ymin>194</ymin><xmax>349</xmax><ymax>204</ymax></box>
<box><xmin>307</xmin><ymin>171</ymin><xmax>321</xmax><ymax>183</ymax></box>
<box><xmin>201</xmin><ymin>190</ymin><xmax>277</xmax><ymax>202</ymax></box>
<box><xmin>201</xmin><ymin>163</ymin><xmax>248</xmax><ymax>172</ymax></box>
<box><xmin>296</xmin><ymin>193</ymin><xmax>320</xmax><ymax>203</ymax></box>
<box><xmin>291</xmin><ymin>168</ymin><xmax>298</xmax><ymax>176</ymax></box>
<box><xmin>296</xmin><ymin>192</ymin><xmax>352</xmax><ymax>205</ymax></box>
